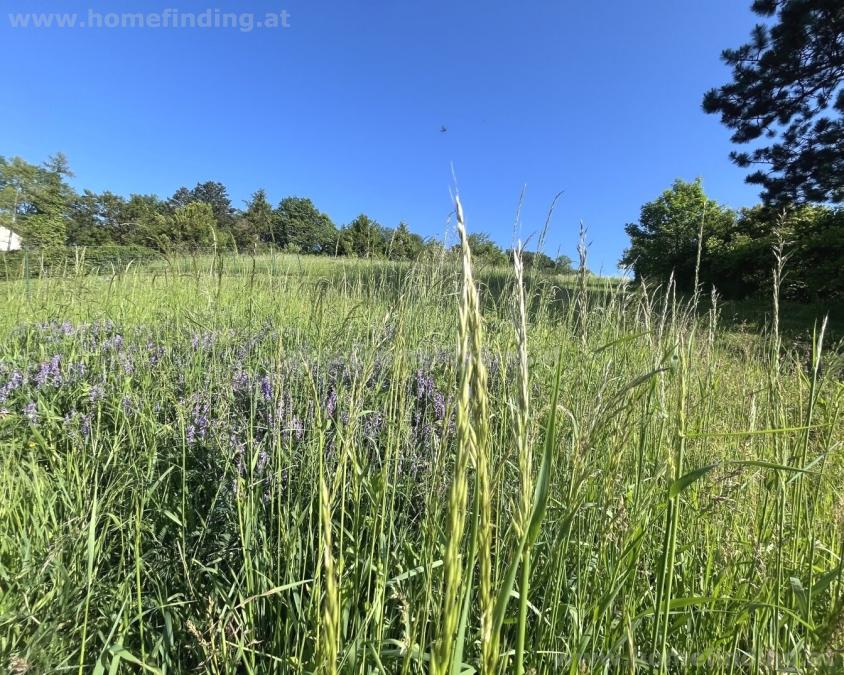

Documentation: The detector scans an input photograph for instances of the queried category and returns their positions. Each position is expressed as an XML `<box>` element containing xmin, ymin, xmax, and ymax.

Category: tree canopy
<box><xmin>3</xmin><ymin>153</ymin><xmax>574</xmax><ymax>277</ymax></box>
<box><xmin>622</xmin><ymin>178</ymin><xmax>844</xmax><ymax>301</ymax></box>
<box><xmin>703</xmin><ymin>0</ymin><xmax>844</xmax><ymax>204</ymax></box>
<box><xmin>0</xmin><ymin>154</ymin><xmax>74</xmax><ymax>248</ymax></box>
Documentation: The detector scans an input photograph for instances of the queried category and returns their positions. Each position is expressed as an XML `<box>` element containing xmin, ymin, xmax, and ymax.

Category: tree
<box><xmin>233</xmin><ymin>189</ymin><xmax>276</xmax><ymax>248</ymax></box>
<box><xmin>169</xmin><ymin>181</ymin><xmax>235</xmax><ymax>231</ymax></box>
<box><xmin>191</xmin><ymin>181</ymin><xmax>235</xmax><ymax>230</ymax></box>
<box><xmin>386</xmin><ymin>221</ymin><xmax>423</xmax><ymax>260</ymax></box>
<box><xmin>68</xmin><ymin>190</ymin><xmax>128</xmax><ymax>246</ymax></box>
<box><xmin>703</xmin><ymin>0</ymin><xmax>844</xmax><ymax>204</ymax></box>
<box><xmin>453</xmin><ymin>233</ymin><xmax>507</xmax><ymax>266</ymax></box>
<box><xmin>0</xmin><ymin>154</ymin><xmax>74</xmax><ymax>249</ymax></box>
<box><xmin>621</xmin><ymin>179</ymin><xmax>735</xmax><ymax>290</ymax></box>
<box><xmin>339</xmin><ymin>214</ymin><xmax>386</xmax><ymax>257</ymax></box>
<box><xmin>121</xmin><ymin>194</ymin><xmax>168</xmax><ymax>248</ymax></box>
<box><xmin>276</xmin><ymin>197</ymin><xmax>337</xmax><ymax>254</ymax></box>
<box><xmin>151</xmin><ymin>201</ymin><xmax>216</xmax><ymax>250</ymax></box>
<box><xmin>729</xmin><ymin>204</ymin><xmax>844</xmax><ymax>300</ymax></box>
<box><xmin>554</xmin><ymin>254</ymin><xmax>576</xmax><ymax>275</ymax></box>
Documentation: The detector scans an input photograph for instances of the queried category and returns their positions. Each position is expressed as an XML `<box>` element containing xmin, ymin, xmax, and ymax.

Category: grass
<box><xmin>0</xmin><ymin>223</ymin><xmax>842</xmax><ymax>674</ymax></box>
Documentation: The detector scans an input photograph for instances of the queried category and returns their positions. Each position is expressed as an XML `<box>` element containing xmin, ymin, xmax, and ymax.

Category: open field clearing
<box><xmin>0</xmin><ymin>239</ymin><xmax>842</xmax><ymax>674</ymax></box>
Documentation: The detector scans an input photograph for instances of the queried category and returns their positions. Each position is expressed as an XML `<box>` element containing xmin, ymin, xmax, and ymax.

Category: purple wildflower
<box><xmin>70</xmin><ymin>362</ymin><xmax>87</xmax><ymax>379</ymax></box>
<box><xmin>414</xmin><ymin>369</ymin><xmax>435</xmax><ymax>401</ymax></box>
<box><xmin>23</xmin><ymin>401</ymin><xmax>38</xmax><ymax>423</ymax></box>
<box><xmin>0</xmin><ymin>369</ymin><xmax>24</xmax><ymax>403</ymax></box>
<box><xmin>325</xmin><ymin>387</ymin><xmax>338</xmax><ymax>418</ymax></box>
<box><xmin>231</xmin><ymin>369</ymin><xmax>250</xmax><ymax>392</ymax></box>
<box><xmin>89</xmin><ymin>385</ymin><xmax>104</xmax><ymax>404</ymax></box>
<box><xmin>433</xmin><ymin>391</ymin><xmax>446</xmax><ymax>421</ymax></box>
<box><xmin>290</xmin><ymin>416</ymin><xmax>304</xmax><ymax>442</ymax></box>
<box><xmin>363</xmin><ymin>412</ymin><xmax>384</xmax><ymax>442</ymax></box>
<box><xmin>119</xmin><ymin>354</ymin><xmax>134</xmax><ymax>375</ymax></box>
<box><xmin>121</xmin><ymin>396</ymin><xmax>134</xmax><ymax>415</ymax></box>
<box><xmin>187</xmin><ymin>401</ymin><xmax>210</xmax><ymax>444</ymax></box>
<box><xmin>147</xmin><ymin>343</ymin><xmax>165</xmax><ymax>366</ymax></box>
<box><xmin>34</xmin><ymin>355</ymin><xmax>62</xmax><ymax>388</ymax></box>
<box><xmin>102</xmin><ymin>334</ymin><xmax>124</xmax><ymax>352</ymax></box>
<box><xmin>80</xmin><ymin>414</ymin><xmax>92</xmax><ymax>439</ymax></box>
<box><xmin>260</xmin><ymin>375</ymin><xmax>273</xmax><ymax>403</ymax></box>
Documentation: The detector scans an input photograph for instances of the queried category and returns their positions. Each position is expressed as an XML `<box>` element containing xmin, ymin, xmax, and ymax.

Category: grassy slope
<box><xmin>0</xmin><ymin>252</ymin><xmax>842</xmax><ymax>673</ymax></box>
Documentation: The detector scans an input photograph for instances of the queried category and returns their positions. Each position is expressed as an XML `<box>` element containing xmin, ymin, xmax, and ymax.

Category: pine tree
<box><xmin>703</xmin><ymin>0</ymin><xmax>844</xmax><ymax>204</ymax></box>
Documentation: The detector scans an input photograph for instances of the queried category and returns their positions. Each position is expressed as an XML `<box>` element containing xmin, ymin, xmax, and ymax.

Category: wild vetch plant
<box><xmin>0</xmin><ymin>207</ymin><xmax>841</xmax><ymax>674</ymax></box>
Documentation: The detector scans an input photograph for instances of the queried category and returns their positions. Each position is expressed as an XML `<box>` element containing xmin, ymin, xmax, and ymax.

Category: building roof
<box><xmin>0</xmin><ymin>226</ymin><xmax>22</xmax><ymax>252</ymax></box>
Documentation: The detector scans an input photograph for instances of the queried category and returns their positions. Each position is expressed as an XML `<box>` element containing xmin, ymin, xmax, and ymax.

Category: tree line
<box><xmin>0</xmin><ymin>153</ymin><xmax>576</xmax><ymax>274</ymax></box>
<box><xmin>622</xmin><ymin>179</ymin><xmax>843</xmax><ymax>302</ymax></box>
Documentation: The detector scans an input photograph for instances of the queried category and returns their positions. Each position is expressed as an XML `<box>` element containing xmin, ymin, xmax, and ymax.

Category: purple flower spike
<box><xmin>23</xmin><ymin>401</ymin><xmax>38</xmax><ymax>423</ymax></box>
<box><xmin>325</xmin><ymin>387</ymin><xmax>338</xmax><ymax>418</ymax></box>
<box><xmin>89</xmin><ymin>385</ymin><xmax>104</xmax><ymax>404</ymax></box>
<box><xmin>260</xmin><ymin>375</ymin><xmax>273</xmax><ymax>403</ymax></box>
<box><xmin>80</xmin><ymin>413</ymin><xmax>92</xmax><ymax>438</ymax></box>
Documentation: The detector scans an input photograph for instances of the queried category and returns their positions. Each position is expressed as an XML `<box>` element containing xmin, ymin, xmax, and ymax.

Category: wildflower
<box><xmin>102</xmin><ymin>334</ymin><xmax>124</xmax><ymax>352</ymax></box>
<box><xmin>80</xmin><ymin>414</ymin><xmax>92</xmax><ymax>439</ymax></box>
<box><xmin>117</xmin><ymin>353</ymin><xmax>133</xmax><ymax>375</ymax></box>
<box><xmin>70</xmin><ymin>362</ymin><xmax>87</xmax><ymax>379</ymax></box>
<box><xmin>433</xmin><ymin>391</ymin><xmax>446</xmax><ymax>421</ymax></box>
<box><xmin>291</xmin><ymin>416</ymin><xmax>304</xmax><ymax>442</ymax></box>
<box><xmin>34</xmin><ymin>356</ymin><xmax>62</xmax><ymax>388</ymax></box>
<box><xmin>121</xmin><ymin>396</ymin><xmax>134</xmax><ymax>415</ymax></box>
<box><xmin>260</xmin><ymin>375</ymin><xmax>273</xmax><ymax>402</ymax></box>
<box><xmin>363</xmin><ymin>411</ymin><xmax>384</xmax><ymax>442</ymax></box>
<box><xmin>23</xmin><ymin>402</ymin><xmax>38</xmax><ymax>423</ymax></box>
<box><xmin>413</xmin><ymin>369</ymin><xmax>435</xmax><ymax>401</ymax></box>
<box><xmin>147</xmin><ymin>342</ymin><xmax>165</xmax><ymax>366</ymax></box>
<box><xmin>89</xmin><ymin>385</ymin><xmax>104</xmax><ymax>404</ymax></box>
<box><xmin>187</xmin><ymin>401</ymin><xmax>210</xmax><ymax>444</ymax></box>
<box><xmin>325</xmin><ymin>387</ymin><xmax>338</xmax><ymax>418</ymax></box>
<box><xmin>0</xmin><ymin>369</ymin><xmax>24</xmax><ymax>403</ymax></box>
<box><xmin>231</xmin><ymin>369</ymin><xmax>250</xmax><ymax>392</ymax></box>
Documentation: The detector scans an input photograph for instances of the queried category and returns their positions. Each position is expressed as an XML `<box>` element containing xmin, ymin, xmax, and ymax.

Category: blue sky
<box><xmin>1</xmin><ymin>0</ymin><xmax>763</xmax><ymax>271</ymax></box>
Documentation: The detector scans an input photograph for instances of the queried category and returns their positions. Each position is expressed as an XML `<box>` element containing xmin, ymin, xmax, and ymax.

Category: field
<box><xmin>1</xmin><ymin>234</ymin><xmax>842</xmax><ymax>674</ymax></box>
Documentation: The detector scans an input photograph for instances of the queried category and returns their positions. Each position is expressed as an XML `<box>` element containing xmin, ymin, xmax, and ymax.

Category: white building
<box><xmin>0</xmin><ymin>226</ymin><xmax>22</xmax><ymax>252</ymax></box>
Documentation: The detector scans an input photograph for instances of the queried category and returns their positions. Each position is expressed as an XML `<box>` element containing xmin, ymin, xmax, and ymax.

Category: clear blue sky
<box><xmin>1</xmin><ymin>0</ymin><xmax>764</xmax><ymax>271</ymax></box>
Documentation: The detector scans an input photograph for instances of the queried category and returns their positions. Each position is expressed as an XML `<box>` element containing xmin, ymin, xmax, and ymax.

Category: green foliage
<box><xmin>624</xmin><ymin>180</ymin><xmax>844</xmax><ymax>301</ymax></box>
<box><xmin>120</xmin><ymin>194</ymin><xmax>168</xmax><ymax>248</ymax></box>
<box><xmin>386</xmin><ymin>221</ymin><xmax>424</xmax><ymax>260</ymax></box>
<box><xmin>68</xmin><ymin>190</ymin><xmax>130</xmax><ymax>246</ymax></box>
<box><xmin>339</xmin><ymin>214</ymin><xmax>387</xmax><ymax>257</ymax></box>
<box><xmin>703</xmin><ymin>0</ymin><xmax>844</xmax><ymax>204</ymax></box>
<box><xmin>622</xmin><ymin>179</ymin><xmax>735</xmax><ymax>290</ymax></box>
<box><xmin>0</xmin><ymin>154</ymin><xmax>73</xmax><ymax>249</ymax></box>
<box><xmin>451</xmin><ymin>232</ymin><xmax>508</xmax><ymax>267</ymax></box>
<box><xmin>169</xmin><ymin>181</ymin><xmax>235</xmax><ymax>231</ymax></box>
<box><xmin>231</xmin><ymin>189</ymin><xmax>276</xmax><ymax>249</ymax></box>
<box><xmin>276</xmin><ymin>196</ymin><xmax>337</xmax><ymax>254</ymax></box>
<box><xmin>519</xmin><ymin>251</ymin><xmax>576</xmax><ymax>275</ymax></box>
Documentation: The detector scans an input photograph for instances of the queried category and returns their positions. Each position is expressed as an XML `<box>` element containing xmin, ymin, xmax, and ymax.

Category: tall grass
<box><xmin>0</xmin><ymin>223</ymin><xmax>842</xmax><ymax>674</ymax></box>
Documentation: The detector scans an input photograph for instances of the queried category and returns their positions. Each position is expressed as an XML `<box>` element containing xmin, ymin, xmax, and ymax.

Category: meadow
<box><xmin>0</xmin><ymin>216</ymin><xmax>842</xmax><ymax>674</ymax></box>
